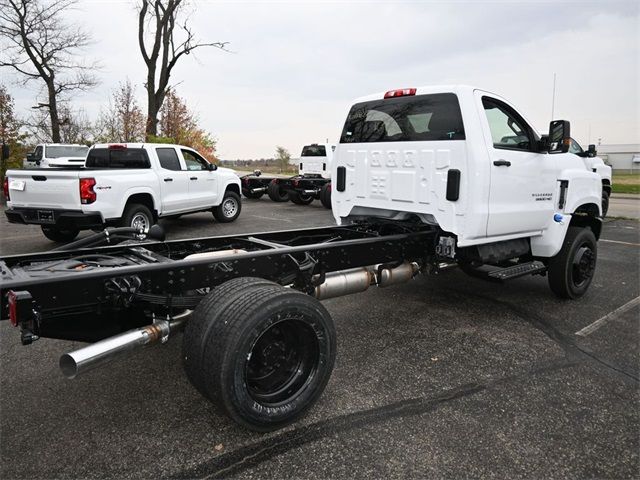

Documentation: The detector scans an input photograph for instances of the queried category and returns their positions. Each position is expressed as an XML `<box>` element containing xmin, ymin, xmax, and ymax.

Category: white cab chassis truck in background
<box><xmin>0</xmin><ymin>86</ymin><xmax>606</xmax><ymax>433</ymax></box>
<box><xmin>23</xmin><ymin>144</ymin><xmax>89</xmax><ymax>168</ymax></box>
<box><xmin>332</xmin><ymin>85</ymin><xmax>604</xmax><ymax>299</ymax></box>
<box><xmin>5</xmin><ymin>143</ymin><xmax>242</xmax><ymax>242</ymax></box>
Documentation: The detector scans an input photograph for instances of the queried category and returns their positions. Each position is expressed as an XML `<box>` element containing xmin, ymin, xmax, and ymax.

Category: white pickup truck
<box><xmin>4</xmin><ymin>143</ymin><xmax>242</xmax><ymax>242</ymax></box>
<box><xmin>333</xmin><ymin>85</ymin><xmax>605</xmax><ymax>299</ymax></box>
<box><xmin>23</xmin><ymin>144</ymin><xmax>89</xmax><ymax>168</ymax></box>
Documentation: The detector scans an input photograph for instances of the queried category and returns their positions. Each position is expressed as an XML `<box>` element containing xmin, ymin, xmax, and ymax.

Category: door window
<box><xmin>34</xmin><ymin>146</ymin><xmax>43</xmax><ymax>160</ymax></box>
<box><xmin>482</xmin><ymin>97</ymin><xmax>535</xmax><ymax>151</ymax></box>
<box><xmin>157</xmin><ymin>148</ymin><xmax>182</xmax><ymax>171</ymax></box>
<box><xmin>182</xmin><ymin>150</ymin><xmax>210</xmax><ymax>171</ymax></box>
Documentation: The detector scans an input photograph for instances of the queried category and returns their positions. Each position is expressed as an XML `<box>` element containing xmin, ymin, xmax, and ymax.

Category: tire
<box><xmin>320</xmin><ymin>183</ymin><xmax>332</xmax><ymax>209</ymax></box>
<box><xmin>547</xmin><ymin>226</ymin><xmax>597</xmax><ymax>299</ymax></box>
<box><xmin>119</xmin><ymin>203</ymin><xmax>153</xmax><ymax>233</ymax></box>
<box><xmin>601</xmin><ymin>190</ymin><xmax>610</xmax><ymax>218</ymax></box>
<box><xmin>267</xmin><ymin>181</ymin><xmax>289</xmax><ymax>202</ymax></box>
<box><xmin>213</xmin><ymin>191</ymin><xmax>242</xmax><ymax>223</ymax></box>
<box><xmin>289</xmin><ymin>191</ymin><xmax>314</xmax><ymax>205</ymax></box>
<box><xmin>186</xmin><ymin>283</ymin><xmax>336</xmax><ymax>431</ymax></box>
<box><xmin>242</xmin><ymin>188</ymin><xmax>264</xmax><ymax>200</ymax></box>
<box><xmin>41</xmin><ymin>225</ymin><xmax>79</xmax><ymax>243</ymax></box>
<box><xmin>183</xmin><ymin>277</ymin><xmax>281</xmax><ymax>396</ymax></box>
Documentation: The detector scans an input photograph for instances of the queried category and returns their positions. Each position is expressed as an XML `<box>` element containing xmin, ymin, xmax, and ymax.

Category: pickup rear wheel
<box><xmin>547</xmin><ymin>226</ymin><xmax>597</xmax><ymax>299</ymax></box>
<box><xmin>41</xmin><ymin>225</ymin><xmax>79</xmax><ymax>243</ymax></box>
<box><xmin>320</xmin><ymin>183</ymin><xmax>332</xmax><ymax>209</ymax></box>
<box><xmin>120</xmin><ymin>203</ymin><xmax>153</xmax><ymax>233</ymax></box>
<box><xmin>185</xmin><ymin>283</ymin><xmax>336</xmax><ymax>431</ymax></box>
<box><xmin>289</xmin><ymin>191</ymin><xmax>314</xmax><ymax>205</ymax></box>
<box><xmin>213</xmin><ymin>191</ymin><xmax>242</xmax><ymax>222</ymax></box>
<box><xmin>267</xmin><ymin>181</ymin><xmax>289</xmax><ymax>202</ymax></box>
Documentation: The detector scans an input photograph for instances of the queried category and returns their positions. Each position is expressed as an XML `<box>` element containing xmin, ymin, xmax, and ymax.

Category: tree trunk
<box><xmin>47</xmin><ymin>82</ymin><xmax>61</xmax><ymax>143</ymax></box>
<box><xmin>145</xmin><ymin>68</ymin><xmax>158</xmax><ymax>139</ymax></box>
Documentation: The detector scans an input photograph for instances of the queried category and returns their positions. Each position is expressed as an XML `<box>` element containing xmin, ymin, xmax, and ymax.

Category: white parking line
<box><xmin>575</xmin><ymin>296</ymin><xmax>640</xmax><ymax>337</ymax></box>
<box><xmin>600</xmin><ymin>239</ymin><xmax>640</xmax><ymax>247</ymax></box>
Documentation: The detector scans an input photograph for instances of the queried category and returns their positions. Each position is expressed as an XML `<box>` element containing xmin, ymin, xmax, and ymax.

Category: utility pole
<box><xmin>551</xmin><ymin>73</ymin><xmax>557</xmax><ymax>120</ymax></box>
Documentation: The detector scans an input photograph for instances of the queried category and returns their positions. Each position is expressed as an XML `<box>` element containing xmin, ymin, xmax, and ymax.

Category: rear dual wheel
<box><xmin>267</xmin><ymin>181</ymin><xmax>289</xmax><ymax>202</ymax></box>
<box><xmin>183</xmin><ymin>279</ymin><xmax>336</xmax><ymax>431</ymax></box>
<box><xmin>320</xmin><ymin>183</ymin><xmax>332</xmax><ymax>209</ymax></box>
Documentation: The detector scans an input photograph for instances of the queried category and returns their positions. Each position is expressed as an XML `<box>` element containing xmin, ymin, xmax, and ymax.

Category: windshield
<box><xmin>46</xmin><ymin>146</ymin><xmax>89</xmax><ymax>158</ymax></box>
<box><xmin>301</xmin><ymin>145</ymin><xmax>327</xmax><ymax>157</ymax></box>
<box><xmin>340</xmin><ymin>93</ymin><xmax>465</xmax><ymax>143</ymax></box>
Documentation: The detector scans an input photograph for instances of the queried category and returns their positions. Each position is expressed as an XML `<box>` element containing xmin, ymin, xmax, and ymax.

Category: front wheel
<box><xmin>242</xmin><ymin>188</ymin><xmax>264</xmax><ymax>200</ymax></box>
<box><xmin>41</xmin><ymin>225</ymin><xmax>79</xmax><ymax>243</ymax></box>
<box><xmin>289</xmin><ymin>191</ymin><xmax>314</xmax><ymax>205</ymax></box>
<box><xmin>184</xmin><ymin>282</ymin><xmax>336</xmax><ymax>431</ymax></box>
<box><xmin>547</xmin><ymin>226</ymin><xmax>597</xmax><ymax>299</ymax></box>
<box><xmin>213</xmin><ymin>191</ymin><xmax>242</xmax><ymax>222</ymax></box>
<box><xmin>601</xmin><ymin>190</ymin><xmax>610</xmax><ymax>218</ymax></box>
<box><xmin>320</xmin><ymin>183</ymin><xmax>332</xmax><ymax>209</ymax></box>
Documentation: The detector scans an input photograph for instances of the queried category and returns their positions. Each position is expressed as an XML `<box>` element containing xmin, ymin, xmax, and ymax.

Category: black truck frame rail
<box><xmin>0</xmin><ymin>222</ymin><xmax>439</xmax><ymax>344</ymax></box>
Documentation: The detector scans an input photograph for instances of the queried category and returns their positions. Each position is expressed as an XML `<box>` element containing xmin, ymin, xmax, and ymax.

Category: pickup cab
<box><xmin>4</xmin><ymin>143</ymin><xmax>242</xmax><ymax>242</ymax></box>
<box><xmin>23</xmin><ymin>144</ymin><xmax>89</xmax><ymax>168</ymax></box>
<box><xmin>333</xmin><ymin>85</ymin><xmax>604</xmax><ymax>299</ymax></box>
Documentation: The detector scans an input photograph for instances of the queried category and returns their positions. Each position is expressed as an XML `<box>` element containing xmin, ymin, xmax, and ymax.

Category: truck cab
<box><xmin>23</xmin><ymin>144</ymin><xmax>89</xmax><ymax>168</ymax></box>
<box><xmin>298</xmin><ymin>143</ymin><xmax>335</xmax><ymax>179</ymax></box>
<box><xmin>332</xmin><ymin>85</ymin><xmax>603</xmax><ymax>298</ymax></box>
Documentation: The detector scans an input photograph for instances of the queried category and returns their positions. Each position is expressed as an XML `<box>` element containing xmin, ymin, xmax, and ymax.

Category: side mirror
<box><xmin>206</xmin><ymin>162</ymin><xmax>217</xmax><ymax>171</ymax></box>
<box><xmin>1</xmin><ymin>144</ymin><xmax>9</xmax><ymax>160</ymax></box>
<box><xmin>587</xmin><ymin>144</ymin><xmax>597</xmax><ymax>157</ymax></box>
<box><xmin>548</xmin><ymin>120</ymin><xmax>571</xmax><ymax>153</ymax></box>
<box><xmin>253</xmin><ymin>169</ymin><xmax>262</xmax><ymax>177</ymax></box>
<box><xmin>26</xmin><ymin>153</ymin><xmax>35</xmax><ymax>162</ymax></box>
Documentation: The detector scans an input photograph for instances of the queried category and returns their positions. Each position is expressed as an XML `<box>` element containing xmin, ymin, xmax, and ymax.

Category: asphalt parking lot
<box><xmin>1</xmin><ymin>198</ymin><xmax>639</xmax><ymax>479</ymax></box>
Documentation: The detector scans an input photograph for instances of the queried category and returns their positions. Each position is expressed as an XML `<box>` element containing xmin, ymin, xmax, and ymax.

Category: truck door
<box><xmin>181</xmin><ymin>149</ymin><xmax>218</xmax><ymax>208</ymax></box>
<box><xmin>156</xmin><ymin>147</ymin><xmax>190</xmax><ymax>214</ymax></box>
<box><xmin>478</xmin><ymin>94</ymin><xmax>557</xmax><ymax>237</ymax></box>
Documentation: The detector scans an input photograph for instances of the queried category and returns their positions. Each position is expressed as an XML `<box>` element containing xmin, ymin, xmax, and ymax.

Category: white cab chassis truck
<box><xmin>5</xmin><ymin>143</ymin><xmax>242</xmax><ymax>242</ymax></box>
<box><xmin>0</xmin><ymin>86</ymin><xmax>604</xmax><ymax>432</ymax></box>
<box><xmin>23</xmin><ymin>144</ymin><xmax>89</xmax><ymax>168</ymax></box>
<box><xmin>240</xmin><ymin>143</ymin><xmax>335</xmax><ymax>208</ymax></box>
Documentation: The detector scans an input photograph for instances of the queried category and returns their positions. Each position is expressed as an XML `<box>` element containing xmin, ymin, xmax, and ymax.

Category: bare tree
<box><xmin>0</xmin><ymin>0</ymin><xmax>98</xmax><ymax>143</ymax></box>
<box><xmin>138</xmin><ymin>0</ymin><xmax>228</xmax><ymax>138</ymax></box>
<box><xmin>96</xmin><ymin>80</ymin><xmax>146</xmax><ymax>143</ymax></box>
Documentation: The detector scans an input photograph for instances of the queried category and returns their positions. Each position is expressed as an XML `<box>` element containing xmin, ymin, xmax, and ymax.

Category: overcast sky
<box><xmin>1</xmin><ymin>0</ymin><xmax>638</xmax><ymax>159</ymax></box>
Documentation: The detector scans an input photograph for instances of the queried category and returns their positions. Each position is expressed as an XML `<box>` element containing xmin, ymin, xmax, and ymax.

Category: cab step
<box><xmin>487</xmin><ymin>261</ymin><xmax>547</xmax><ymax>281</ymax></box>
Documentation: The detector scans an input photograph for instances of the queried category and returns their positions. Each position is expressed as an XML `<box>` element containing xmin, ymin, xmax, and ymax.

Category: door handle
<box><xmin>164</xmin><ymin>178</ymin><xmax>173</xmax><ymax>182</ymax></box>
<box><xmin>493</xmin><ymin>160</ymin><xmax>511</xmax><ymax>167</ymax></box>
<box><xmin>190</xmin><ymin>177</ymin><xmax>198</xmax><ymax>181</ymax></box>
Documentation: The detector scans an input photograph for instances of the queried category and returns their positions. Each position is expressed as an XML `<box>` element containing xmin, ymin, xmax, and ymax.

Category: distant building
<box><xmin>596</xmin><ymin>144</ymin><xmax>640</xmax><ymax>173</ymax></box>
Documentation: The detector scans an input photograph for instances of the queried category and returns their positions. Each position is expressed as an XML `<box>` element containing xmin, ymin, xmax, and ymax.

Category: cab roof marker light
<box><xmin>108</xmin><ymin>144</ymin><xmax>127</xmax><ymax>150</ymax></box>
<box><xmin>384</xmin><ymin>88</ymin><xmax>416</xmax><ymax>99</ymax></box>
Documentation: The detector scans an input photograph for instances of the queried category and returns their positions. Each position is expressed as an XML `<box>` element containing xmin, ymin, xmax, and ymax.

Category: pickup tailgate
<box><xmin>6</xmin><ymin>170</ymin><xmax>81</xmax><ymax>209</ymax></box>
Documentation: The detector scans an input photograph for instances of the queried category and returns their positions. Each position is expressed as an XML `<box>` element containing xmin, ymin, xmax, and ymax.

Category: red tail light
<box><xmin>3</xmin><ymin>177</ymin><xmax>9</xmax><ymax>201</ymax></box>
<box><xmin>293</xmin><ymin>179</ymin><xmax>300</xmax><ymax>187</ymax></box>
<box><xmin>79</xmin><ymin>178</ymin><xmax>97</xmax><ymax>204</ymax></box>
<box><xmin>384</xmin><ymin>88</ymin><xmax>416</xmax><ymax>99</ymax></box>
<box><xmin>7</xmin><ymin>291</ymin><xmax>18</xmax><ymax>327</ymax></box>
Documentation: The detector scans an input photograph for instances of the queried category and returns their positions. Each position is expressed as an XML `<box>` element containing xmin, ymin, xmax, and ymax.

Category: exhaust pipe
<box><xmin>314</xmin><ymin>262</ymin><xmax>419</xmax><ymax>300</ymax></box>
<box><xmin>60</xmin><ymin>310</ymin><xmax>191</xmax><ymax>379</ymax></box>
<box><xmin>250</xmin><ymin>187</ymin><xmax>268</xmax><ymax>194</ymax></box>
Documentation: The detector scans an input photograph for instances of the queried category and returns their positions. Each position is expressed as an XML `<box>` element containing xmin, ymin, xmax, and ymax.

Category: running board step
<box><xmin>487</xmin><ymin>261</ymin><xmax>547</xmax><ymax>281</ymax></box>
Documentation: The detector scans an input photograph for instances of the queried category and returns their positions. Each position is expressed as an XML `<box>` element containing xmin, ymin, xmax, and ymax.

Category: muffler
<box><xmin>314</xmin><ymin>262</ymin><xmax>419</xmax><ymax>300</ymax></box>
<box><xmin>59</xmin><ymin>310</ymin><xmax>191</xmax><ymax>379</ymax></box>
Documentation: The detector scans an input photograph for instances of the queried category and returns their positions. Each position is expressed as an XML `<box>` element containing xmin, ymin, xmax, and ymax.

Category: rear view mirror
<box><xmin>548</xmin><ymin>120</ymin><xmax>571</xmax><ymax>153</ymax></box>
<box><xmin>587</xmin><ymin>144</ymin><xmax>597</xmax><ymax>157</ymax></box>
